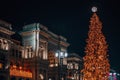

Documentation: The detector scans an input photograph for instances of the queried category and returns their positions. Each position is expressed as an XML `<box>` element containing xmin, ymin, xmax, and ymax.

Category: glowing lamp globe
<box><xmin>92</xmin><ymin>7</ymin><xmax>97</xmax><ymax>12</ymax></box>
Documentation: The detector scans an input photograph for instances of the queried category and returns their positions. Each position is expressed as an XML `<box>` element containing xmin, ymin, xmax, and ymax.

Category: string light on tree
<box><xmin>81</xmin><ymin>7</ymin><xmax>110</xmax><ymax>80</ymax></box>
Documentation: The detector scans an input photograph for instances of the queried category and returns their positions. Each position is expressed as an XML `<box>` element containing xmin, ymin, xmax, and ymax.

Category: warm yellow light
<box><xmin>13</xmin><ymin>65</ymin><xmax>17</xmax><ymax>69</ymax></box>
<box><xmin>10</xmin><ymin>66</ymin><xmax>32</xmax><ymax>78</ymax></box>
<box><xmin>0</xmin><ymin>63</ymin><xmax>3</xmax><ymax>69</ymax></box>
<box><xmin>49</xmin><ymin>64</ymin><xmax>54</xmax><ymax>67</ymax></box>
<box><xmin>19</xmin><ymin>66</ymin><xmax>22</xmax><ymax>70</ymax></box>
<box><xmin>55</xmin><ymin>63</ymin><xmax>58</xmax><ymax>67</ymax></box>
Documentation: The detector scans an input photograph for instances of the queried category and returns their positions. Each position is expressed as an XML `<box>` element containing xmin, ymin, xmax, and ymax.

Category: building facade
<box><xmin>0</xmin><ymin>20</ymin><xmax>69</xmax><ymax>80</ymax></box>
<box><xmin>67</xmin><ymin>53</ymin><xmax>83</xmax><ymax>80</ymax></box>
<box><xmin>0</xmin><ymin>20</ymin><xmax>15</xmax><ymax>80</ymax></box>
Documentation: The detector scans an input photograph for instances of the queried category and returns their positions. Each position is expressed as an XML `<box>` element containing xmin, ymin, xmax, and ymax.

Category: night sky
<box><xmin>0</xmin><ymin>0</ymin><xmax>120</xmax><ymax>72</ymax></box>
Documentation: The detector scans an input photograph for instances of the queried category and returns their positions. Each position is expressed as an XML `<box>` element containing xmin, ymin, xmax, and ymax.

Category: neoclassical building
<box><xmin>67</xmin><ymin>53</ymin><xmax>83</xmax><ymax>80</ymax></box>
<box><xmin>0</xmin><ymin>20</ymin><xmax>69</xmax><ymax>80</ymax></box>
<box><xmin>0</xmin><ymin>20</ymin><xmax>15</xmax><ymax>80</ymax></box>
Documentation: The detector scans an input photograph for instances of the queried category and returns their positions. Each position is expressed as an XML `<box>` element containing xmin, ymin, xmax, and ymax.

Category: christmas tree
<box><xmin>82</xmin><ymin>7</ymin><xmax>110</xmax><ymax>80</ymax></box>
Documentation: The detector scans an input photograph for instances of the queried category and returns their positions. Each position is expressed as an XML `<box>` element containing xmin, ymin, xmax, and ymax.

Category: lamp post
<box><xmin>55</xmin><ymin>51</ymin><xmax>68</xmax><ymax>80</ymax></box>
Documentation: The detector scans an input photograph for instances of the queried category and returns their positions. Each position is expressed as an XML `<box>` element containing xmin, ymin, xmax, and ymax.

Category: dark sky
<box><xmin>0</xmin><ymin>0</ymin><xmax>120</xmax><ymax>72</ymax></box>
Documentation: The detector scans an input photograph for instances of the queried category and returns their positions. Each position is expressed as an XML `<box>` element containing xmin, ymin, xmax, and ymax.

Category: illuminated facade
<box><xmin>9</xmin><ymin>39</ymin><xmax>33</xmax><ymax>80</ymax></box>
<box><xmin>0</xmin><ymin>20</ymin><xmax>14</xmax><ymax>80</ymax></box>
<box><xmin>20</xmin><ymin>23</ymin><xmax>69</xmax><ymax>80</ymax></box>
<box><xmin>47</xmin><ymin>32</ymin><xmax>69</xmax><ymax>80</ymax></box>
<box><xmin>67</xmin><ymin>53</ymin><xmax>83</xmax><ymax>80</ymax></box>
<box><xmin>0</xmin><ymin>20</ymin><xmax>69</xmax><ymax>80</ymax></box>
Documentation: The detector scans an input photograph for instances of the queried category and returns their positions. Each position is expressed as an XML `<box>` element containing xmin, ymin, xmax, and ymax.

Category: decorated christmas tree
<box><xmin>82</xmin><ymin>7</ymin><xmax>110</xmax><ymax>80</ymax></box>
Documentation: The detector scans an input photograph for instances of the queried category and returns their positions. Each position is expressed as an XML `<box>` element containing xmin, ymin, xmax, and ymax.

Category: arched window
<box><xmin>0</xmin><ymin>39</ymin><xmax>9</xmax><ymax>50</ymax></box>
<box><xmin>28</xmin><ymin>47</ymin><xmax>32</xmax><ymax>58</ymax></box>
<box><xmin>48</xmin><ymin>51</ymin><xmax>57</xmax><ymax>67</ymax></box>
<box><xmin>0</xmin><ymin>39</ymin><xmax>3</xmax><ymax>49</ymax></box>
<box><xmin>38</xmin><ymin>45</ymin><xmax>45</xmax><ymax>59</ymax></box>
<box><xmin>4</xmin><ymin>40</ymin><xmax>9</xmax><ymax>50</ymax></box>
<box><xmin>24</xmin><ymin>48</ymin><xmax>28</xmax><ymax>58</ymax></box>
<box><xmin>67</xmin><ymin>63</ymin><xmax>73</xmax><ymax>69</ymax></box>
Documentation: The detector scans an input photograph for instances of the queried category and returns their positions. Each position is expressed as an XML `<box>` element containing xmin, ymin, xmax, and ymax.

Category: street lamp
<box><xmin>55</xmin><ymin>51</ymin><xmax>68</xmax><ymax>80</ymax></box>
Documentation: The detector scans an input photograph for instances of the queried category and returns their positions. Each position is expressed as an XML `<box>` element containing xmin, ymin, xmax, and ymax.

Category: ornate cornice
<box><xmin>67</xmin><ymin>57</ymin><xmax>81</xmax><ymax>61</ymax></box>
<box><xmin>20</xmin><ymin>31</ymin><xmax>34</xmax><ymax>36</ymax></box>
<box><xmin>0</xmin><ymin>26</ymin><xmax>15</xmax><ymax>35</ymax></box>
<box><xmin>60</xmin><ymin>41</ymin><xmax>70</xmax><ymax>47</ymax></box>
<box><xmin>40</xmin><ymin>30</ymin><xmax>50</xmax><ymax>38</ymax></box>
